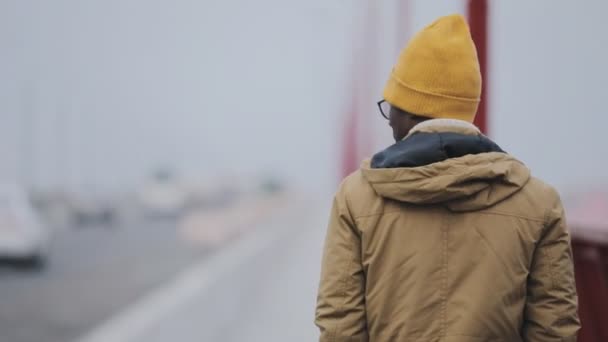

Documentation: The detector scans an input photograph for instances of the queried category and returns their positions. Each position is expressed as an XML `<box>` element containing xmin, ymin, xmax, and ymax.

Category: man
<box><xmin>315</xmin><ymin>14</ymin><xmax>580</xmax><ymax>342</ymax></box>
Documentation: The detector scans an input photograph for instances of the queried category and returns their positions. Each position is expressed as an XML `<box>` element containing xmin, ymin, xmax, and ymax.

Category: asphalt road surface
<box><xmin>0</xmin><ymin>217</ymin><xmax>207</xmax><ymax>342</ymax></box>
<box><xmin>0</xmin><ymin>194</ymin><xmax>328</xmax><ymax>342</ymax></box>
<box><xmin>77</xmin><ymin>197</ymin><xmax>328</xmax><ymax>342</ymax></box>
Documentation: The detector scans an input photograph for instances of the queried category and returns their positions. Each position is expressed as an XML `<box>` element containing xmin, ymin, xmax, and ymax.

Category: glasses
<box><xmin>377</xmin><ymin>99</ymin><xmax>391</xmax><ymax>120</ymax></box>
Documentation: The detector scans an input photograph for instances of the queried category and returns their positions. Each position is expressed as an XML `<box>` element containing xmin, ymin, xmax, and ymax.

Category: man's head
<box><xmin>381</xmin><ymin>14</ymin><xmax>481</xmax><ymax>138</ymax></box>
<box><xmin>378</xmin><ymin>100</ymin><xmax>430</xmax><ymax>141</ymax></box>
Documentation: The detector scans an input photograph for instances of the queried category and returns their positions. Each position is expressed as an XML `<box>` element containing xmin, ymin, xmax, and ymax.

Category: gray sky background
<box><xmin>0</xmin><ymin>0</ymin><xmax>356</xmax><ymax>194</ymax></box>
<box><xmin>1</xmin><ymin>0</ymin><xmax>607</xmax><ymax>195</ymax></box>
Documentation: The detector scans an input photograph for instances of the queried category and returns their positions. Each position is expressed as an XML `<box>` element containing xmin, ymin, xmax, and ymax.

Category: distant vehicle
<box><xmin>138</xmin><ymin>182</ymin><xmax>187</xmax><ymax>218</ymax></box>
<box><xmin>67</xmin><ymin>195</ymin><xmax>116</xmax><ymax>227</ymax></box>
<box><xmin>0</xmin><ymin>185</ymin><xmax>50</xmax><ymax>268</ymax></box>
<box><xmin>138</xmin><ymin>169</ymin><xmax>188</xmax><ymax>218</ymax></box>
<box><xmin>31</xmin><ymin>190</ymin><xmax>117</xmax><ymax>229</ymax></box>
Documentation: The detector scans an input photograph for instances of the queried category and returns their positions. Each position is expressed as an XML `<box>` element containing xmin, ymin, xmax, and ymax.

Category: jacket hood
<box><xmin>361</xmin><ymin>120</ymin><xmax>531</xmax><ymax>211</ymax></box>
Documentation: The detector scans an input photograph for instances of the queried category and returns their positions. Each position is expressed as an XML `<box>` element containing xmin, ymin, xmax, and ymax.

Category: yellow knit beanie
<box><xmin>384</xmin><ymin>14</ymin><xmax>481</xmax><ymax>123</ymax></box>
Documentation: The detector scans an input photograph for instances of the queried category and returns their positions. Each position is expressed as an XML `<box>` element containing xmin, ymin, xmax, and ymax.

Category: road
<box><xmin>0</xmin><ymin>193</ymin><xmax>328</xmax><ymax>342</ymax></box>
<box><xmin>77</xmin><ymin>195</ymin><xmax>328</xmax><ymax>342</ymax></box>
<box><xmin>0</xmin><ymin>216</ymin><xmax>208</xmax><ymax>342</ymax></box>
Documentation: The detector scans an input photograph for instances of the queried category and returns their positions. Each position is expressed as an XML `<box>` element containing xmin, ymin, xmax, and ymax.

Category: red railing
<box><xmin>567</xmin><ymin>191</ymin><xmax>608</xmax><ymax>341</ymax></box>
<box><xmin>468</xmin><ymin>0</ymin><xmax>489</xmax><ymax>134</ymax></box>
<box><xmin>572</xmin><ymin>238</ymin><xmax>608</xmax><ymax>341</ymax></box>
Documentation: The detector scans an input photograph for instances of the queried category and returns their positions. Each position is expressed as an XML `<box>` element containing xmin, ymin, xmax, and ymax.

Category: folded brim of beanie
<box><xmin>383</xmin><ymin>72</ymin><xmax>480</xmax><ymax>123</ymax></box>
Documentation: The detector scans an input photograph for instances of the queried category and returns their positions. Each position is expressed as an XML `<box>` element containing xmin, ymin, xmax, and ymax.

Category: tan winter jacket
<box><xmin>316</xmin><ymin>120</ymin><xmax>579</xmax><ymax>342</ymax></box>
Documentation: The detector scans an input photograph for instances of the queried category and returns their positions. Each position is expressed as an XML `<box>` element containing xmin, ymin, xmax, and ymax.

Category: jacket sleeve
<box><xmin>315</xmin><ymin>188</ymin><xmax>368</xmax><ymax>342</ymax></box>
<box><xmin>523</xmin><ymin>195</ymin><xmax>580</xmax><ymax>342</ymax></box>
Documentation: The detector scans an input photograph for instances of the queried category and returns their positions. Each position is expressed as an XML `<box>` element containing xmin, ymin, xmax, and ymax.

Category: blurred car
<box><xmin>31</xmin><ymin>190</ymin><xmax>116</xmax><ymax>229</ymax></box>
<box><xmin>138</xmin><ymin>169</ymin><xmax>188</xmax><ymax>218</ymax></box>
<box><xmin>67</xmin><ymin>194</ymin><xmax>116</xmax><ymax>227</ymax></box>
<box><xmin>138</xmin><ymin>183</ymin><xmax>187</xmax><ymax>218</ymax></box>
<box><xmin>0</xmin><ymin>185</ymin><xmax>50</xmax><ymax>268</ymax></box>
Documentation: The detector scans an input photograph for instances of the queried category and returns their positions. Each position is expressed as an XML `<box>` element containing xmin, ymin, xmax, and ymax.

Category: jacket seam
<box><xmin>330</xmin><ymin>189</ymin><xmax>358</xmax><ymax>341</ymax></box>
<box><xmin>355</xmin><ymin>210</ymin><xmax>545</xmax><ymax>223</ymax></box>
<box><xmin>329</xmin><ymin>255</ymin><xmax>355</xmax><ymax>342</ymax></box>
<box><xmin>541</xmin><ymin>206</ymin><xmax>558</xmax><ymax>291</ymax></box>
<box><xmin>353</xmin><ymin>210</ymin><xmax>403</xmax><ymax>220</ymax></box>
<box><xmin>372</xmin><ymin>336</ymin><xmax>506</xmax><ymax>342</ymax></box>
<box><xmin>441</xmin><ymin>211</ymin><xmax>449</xmax><ymax>337</ymax></box>
<box><xmin>344</xmin><ymin>179</ymin><xmax>366</xmax><ymax>233</ymax></box>
<box><xmin>475</xmin><ymin>210</ymin><xmax>545</xmax><ymax>223</ymax></box>
<box><xmin>472</xmin><ymin>224</ymin><xmax>513</xmax><ymax>275</ymax></box>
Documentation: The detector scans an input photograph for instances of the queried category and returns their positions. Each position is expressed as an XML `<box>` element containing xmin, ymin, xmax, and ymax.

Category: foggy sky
<box><xmin>0</xmin><ymin>0</ymin><xmax>355</xmax><ymax>194</ymax></box>
<box><xmin>1</xmin><ymin>0</ymin><xmax>607</xmax><ymax>196</ymax></box>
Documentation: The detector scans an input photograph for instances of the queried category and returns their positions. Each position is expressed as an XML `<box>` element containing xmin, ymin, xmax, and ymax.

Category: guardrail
<box><xmin>571</xmin><ymin>214</ymin><xmax>608</xmax><ymax>342</ymax></box>
<box><xmin>571</xmin><ymin>227</ymin><xmax>608</xmax><ymax>342</ymax></box>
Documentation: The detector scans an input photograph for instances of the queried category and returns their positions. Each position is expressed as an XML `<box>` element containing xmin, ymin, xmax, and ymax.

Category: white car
<box><xmin>138</xmin><ymin>180</ymin><xmax>188</xmax><ymax>218</ymax></box>
<box><xmin>0</xmin><ymin>185</ymin><xmax>50</xmax><ymax>268</ymax></box>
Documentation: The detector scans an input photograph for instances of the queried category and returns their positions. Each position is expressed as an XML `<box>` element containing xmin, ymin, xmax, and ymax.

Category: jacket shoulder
<box><xmin>337</xmin><ymin>170</ymin><xmax>383</xmax><ymax>219</ymax></box>
<box><xmin>524</xmin><ymin>176</ymin><xmax>561</xmax><ymax>201</ymax></box>
<box><xmin>522</xmin><ymin>176</ymin><xmax>562</xmax><ymax>210</ymax></box>
<box><xmin>491</xmin><ymin>176</ymin><xmax>562</xmax><ymax>223</ymax></box>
